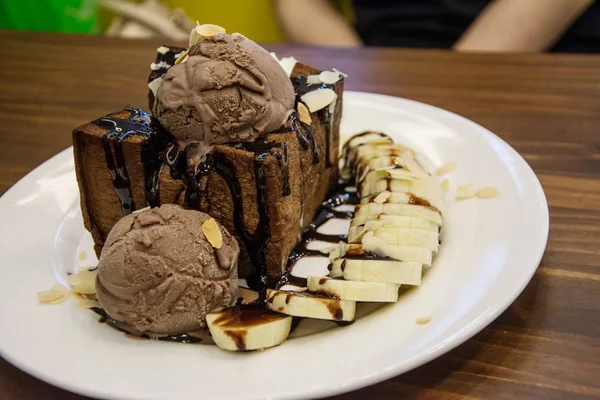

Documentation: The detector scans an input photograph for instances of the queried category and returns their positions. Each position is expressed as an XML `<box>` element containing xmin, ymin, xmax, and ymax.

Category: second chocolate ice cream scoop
<box><xmin>153</xmin><ymin>29</ymin><xmax>295</xmax><ymax>147</ymax></box>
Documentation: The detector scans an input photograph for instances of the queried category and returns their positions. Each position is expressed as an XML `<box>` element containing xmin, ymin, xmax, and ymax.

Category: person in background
<box><xmin>275</xmin><ymin>0</ymin><xmax>599</xmax><ymax>53</ymax></box>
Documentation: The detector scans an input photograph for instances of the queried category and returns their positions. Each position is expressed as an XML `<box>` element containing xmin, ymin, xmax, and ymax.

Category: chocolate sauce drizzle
<box><xmin>93</xmin><ymin>107</ymin><xmax>154</xmax><ymax>215</ymax></box>
<box><xmin>98</xmin><ymin>49</ymin><xmax>342</xmax><ymax>295</ymax></box>
<box><xmin>292</xmin><ymin>75</ymin><xmax>338</xmax><ymax>167</ymax></box>
<box><xmin>277</xmin><ymin>179</ymin><xmax>358</xmax><ymax>289</ymax></box>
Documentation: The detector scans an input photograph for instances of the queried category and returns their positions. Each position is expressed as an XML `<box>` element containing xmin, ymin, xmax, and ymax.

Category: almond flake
<box><xmin>157</xmin><ymin>46</ymin><xmax>170</xmax><ymax>55</ymax></box>
<box><xmin>300</xmin><ymin>88</ymin><xmax>337</xmax><ymax>113</ymax></box>
<box><xmin>477</xmin><ymin>187</ymin><xmax>500</xmax><ymax>199</ymax></box>
<box><xmin>387</xmin><ymin>169</ymin><xmax>418</xmax><ymax>181</ymax></box>
<box><xmin>67</xmin><ymin>270</ymin><xmax>97</xmax><ymax>295</ymax></box>
<box><xmin>348</xmin><ymin>227</ymin><xmax>368</xmax><ymax>244</ymax></box>
<box><xmin>175</xmin><ymin>49</ymin><xmax>189</xmax><ymax>64</ymax></box>
<box><xmin>306</xmin><ymin>75</ymin><xmax>321</xmax><ymax>85</ymax></box>
<box><xmin>297</xmin><ymin>102</ymin><xmax>311</xmax><ymax>125</ymax></box>
<box><xmin>201</xmin><ymin>218</ymin><xmax>223</xmax><ymax>249</ymax></box>
<box><xmin>318</xmin><ymin>70</ymin><xmax>341</xmax><ymax>85</ymax></box>
<box><xmin>319</xmin><ymin>242</ymin><xmax>347</xmax><ymax>260</ymax></box>
<box><xmin>416</xmin><ymin>317</ymin><xmax>432</xmax><ymax>325</ymax></box>
<box><xmin>148</xmin><ymin>77</ymin><xmax>163</xmax><ymax>97</ymax></box>
<box><xmin>436</xmin><ymin>162</ymin><xmax>457</xmax><ymax>176</ymax></box>
<box><xmin>332</xmin><ymin>68</ymin><xmax>348</xmax><ymax>78</ymax></box>
<box><xmin>37</xmin><ymin>284</ymin><xmax>69</xmax><ymax>305</ymax></box>
<box><xmin>373</xmin><ymin>191</ymin><xmax>391</xmax><ymax>204</ymax></box>
<box><xmin>190</xmin><ymin>24</ymin><xmax>225</xmax><ymax>46</ymax></box>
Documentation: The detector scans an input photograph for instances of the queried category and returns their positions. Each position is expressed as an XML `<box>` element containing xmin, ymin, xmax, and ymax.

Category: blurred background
<box><xmin>0</xmin><ymin>0</ymin><xmax>598</xmax><ymax>52</ymax></box>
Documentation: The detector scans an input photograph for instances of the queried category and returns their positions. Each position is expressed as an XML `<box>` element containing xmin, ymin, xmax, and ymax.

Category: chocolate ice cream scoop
<box><xmin>153</xmin><ymin>30</ymin><xmax>295</xmax><ymax>149</ymax></box>
<box><xmin>95</xmin><ymin>204</ymin><xmax>239</xmax><ymax>336</ymax></box>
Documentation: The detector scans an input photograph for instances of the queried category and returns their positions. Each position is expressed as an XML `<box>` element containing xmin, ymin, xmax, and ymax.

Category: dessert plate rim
<box><xmin>0</xmin><ymin>90</ymin><xmax>549</xmax><ymax>400</ymax></box>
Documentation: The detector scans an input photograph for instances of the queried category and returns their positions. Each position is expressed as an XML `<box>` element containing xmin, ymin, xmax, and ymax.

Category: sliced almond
<box><xmin>174</xmin><ymin>49</ymin><xmax>189</xmax><ymax>65</ymax></box>
<box><xmin>348</xmin><ymin>227</ymin><xmax>367</xmax><ymax>243</ymax></box>
<box><xmin>319</xmin><ymin>242</ymin><xmax>347</xmax><ymax>260</ymax></box>
<box><xmin>477</xmin><ymin>187</ymin><xmax>500</xmax><ymax>199</ymax></box>
<box><xmin>318</xmin><ymin>70</ymin><xmax>341</xmax><ymax>85</ymax></box>
<box><xmin>416</xmin><ymin>317</ymin><xmax>431</xmax><ymax>325</ymax></box>
<box><xmin>398</xmin><ymin>151</ymin><xmax>430</xmax><ymax>178</ymax></box>
<box><xmin>148</xmin><ymin>77</ymin><xmax>163</xmax><ymax>97</ymax></box>
<box><xmin>297</xmin><ymin>102</ymin><xmax>312</xmax><ymax>125</ymax></box>
<box><xmin>440</xmin><ymin>179</ymin><xmax>450</xmax><ymax>193</ymax></box>
<box><xmin>157</xmin><ymin>45</ymin><xmax>170</xmax><ymax>55</ymax></box>
<box><xmin>361</xmin><ymin>231</ymin><xmax>375</xmax><ymax>244</ymax></box>
<box><xmin>333</xmin><ymin>68</ymin><xmax>348</xmax><ymax>78</ymax></box>
<box><xmin>190</xmin><ymin>24</ymin><xmax>226</xmax><ymax>46</ymax></box>
<box><xmin>202</xmin><ymin>218</ymin><xmax>223</xmax><ymax>249</ymax></box>
<box><xmin>386</xmin><ymin>169</ymin><xmax>418</xmax><ymax>181</ymax></box>
<box><xmin>456</xmin><ymin>183</ymin><xmax>476</xmax><ymax>200</ymax></box>
<box><xmin>373</xmin><ymin>191</ymin><xmax>391</xmax><ymax>204</ymax></box>
<box><xmin>37</xmin><ymin>284</ymin><xmax>69</xmax><ymax>305</ymax></box>
<box><xmin>436</xmin><ymin>162</ymin><xmax>457</xmax><ymax>176</ymax></box>
<box><xmin>196</xmin><ymin>24</ymin><xmax>226</xmax><ymax>38</ymax></box>
<box><xmin>306</xmin><ymin>75</ymin><xmax>321</xmax><ymax>85</ymax></box>
<box><xmin>300</xmin><ymin>88</ymin><xmax>337</xmax><ymax>113</ymax></box>
<box><xmin>68</xmin><ymin>270</ymin><xmax>97</xmax><ymax>295</ymax></box>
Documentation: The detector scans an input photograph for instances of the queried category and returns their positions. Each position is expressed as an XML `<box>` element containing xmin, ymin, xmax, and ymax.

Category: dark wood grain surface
<box><xmin>1</xmin><ymin>30</ymin><xmax>599</xmax><ymax>400</ymax></box>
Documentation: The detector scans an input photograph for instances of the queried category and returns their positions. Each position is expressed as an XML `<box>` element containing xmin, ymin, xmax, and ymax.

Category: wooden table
<box><xmin>1</xmin><ymin>31</ymin><xmax>599</xmax><ymax>400</ymax></box>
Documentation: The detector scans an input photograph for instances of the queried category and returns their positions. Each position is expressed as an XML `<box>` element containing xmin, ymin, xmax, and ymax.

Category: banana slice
<box><xmin>341</xmin><ymin>241</ymin><xmax>432</xmax><ymax>266</ymax></box>
<box><xmin>361</xmin><ymin>190</ymin><xmax>443</xmax><ymax>212</ymax></box>
<box><xmin>353</xmin><ymin>143</ymin><xmax>413</xmax><ymax>166</ymax></box>
<box><xmin>354</xmin><ymin>203</ymin><xmax>442</xmax><ymax>226</ymax></box>
<box><xmin>206</xmin><ymin>305</ymin><xmax>292</xmax><ymax>351</ymax></box>
<box><xmin>307</xmin><ymin>276</ymin><xmax>400</xmax><ymax>302</ymax></box>
<box><xmin>362</xmin><ymin>233</ymin><xmax>433</xmax><ymax>266</ymax></box>
<box><xmin>266</xmin><ymin>289</ymin><xmax>356</xmax><ymax>322</ymax></box>
<box><xmin>359</xmin><ymin>176</ymin><xmax>442</xmax><ymax>202</ymax></box>
<box><xmin>330</xmin><ymin>258</ymin><xmax>422</xmax><ymax>285</ymax></box>
<box><xmin>350</xmin><ymin>214</ymin><xmax>439</xmax><ymax>232</ymax></box>
<box><xmin>349</xmin><ymin>226</ymin><xmax>439</xmax><ymax>251</ymax></box>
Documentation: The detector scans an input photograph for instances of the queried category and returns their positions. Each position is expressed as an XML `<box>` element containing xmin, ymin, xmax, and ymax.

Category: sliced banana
<box><xmin>350</xmin><ymin>226</ymin><xmax>438</xmax><ymax>252</ymax></box>
<box><xmin>206</xmin><ymin>305</ymin><xmax>292</xmax><ymax>351</ymax></box>
<box><xmin>354</xmin><ymin>203</ymin><xmax>442</xmax><ymax>226</ymax></box>
<box><xmin>352</xmin><ymin>142</ymin><xmax>411</xmax><ymax>162</ymax></box>
<box><xmin>341</xmin><ymin>241</ymin><xmax>432</xmax><ymax>266</ymax></box>
<box><xmin>307</xmin><ymin>276</ymin><xmax>400</xmax><ymax>302</ymax></box>
<box><xmin>359</xmin><ymin>176</ymin><xmax>442</xmax><ymax>202</ymax></box>
<box><xmin>373</xmin><ymin>227</ymin><xmax>439</xmax><ymax>251</ymax></box>
<box><xmin>360</xmin><ymin>190</ymin><xmax>443</xmax><ymax>212</ymax></box>
<box><xmin>350</xmin><ymin>214</ymin><xmax>439</xmax><ymax>232</ymax></box>
<box><xmin>266</xmin><ymin>289</ymin><xmax>356</xmax><ymax>322</ymax></box>
<box><xmin>330</xmin><ymin>258</ymin><xmax>422</xmax><ymax>285</ymax></box>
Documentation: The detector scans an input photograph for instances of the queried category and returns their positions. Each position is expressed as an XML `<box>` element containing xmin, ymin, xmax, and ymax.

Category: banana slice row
<box><xmin>207</xmin><ymin>132</ymin><xmax>444</xmax><ymax>352</ymax></box>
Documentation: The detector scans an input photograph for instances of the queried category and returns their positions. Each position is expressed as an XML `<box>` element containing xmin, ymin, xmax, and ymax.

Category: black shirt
<box><xmin>352</xmin><ymin>0</ymin><xmax>600</xmax><ymax>53</ymax></box>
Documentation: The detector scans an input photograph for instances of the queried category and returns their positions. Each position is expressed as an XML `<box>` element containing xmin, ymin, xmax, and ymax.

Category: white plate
<box><xmin>0</xmin><ymin>91</ymin><xmax>548</xmax><ymax>400</ymax></box>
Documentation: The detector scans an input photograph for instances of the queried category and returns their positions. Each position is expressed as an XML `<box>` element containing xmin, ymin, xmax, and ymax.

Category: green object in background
<box><xmin>0</xmin><ymin>0</ymin><xmax>98</xmax><ymax>33</ymax></box>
